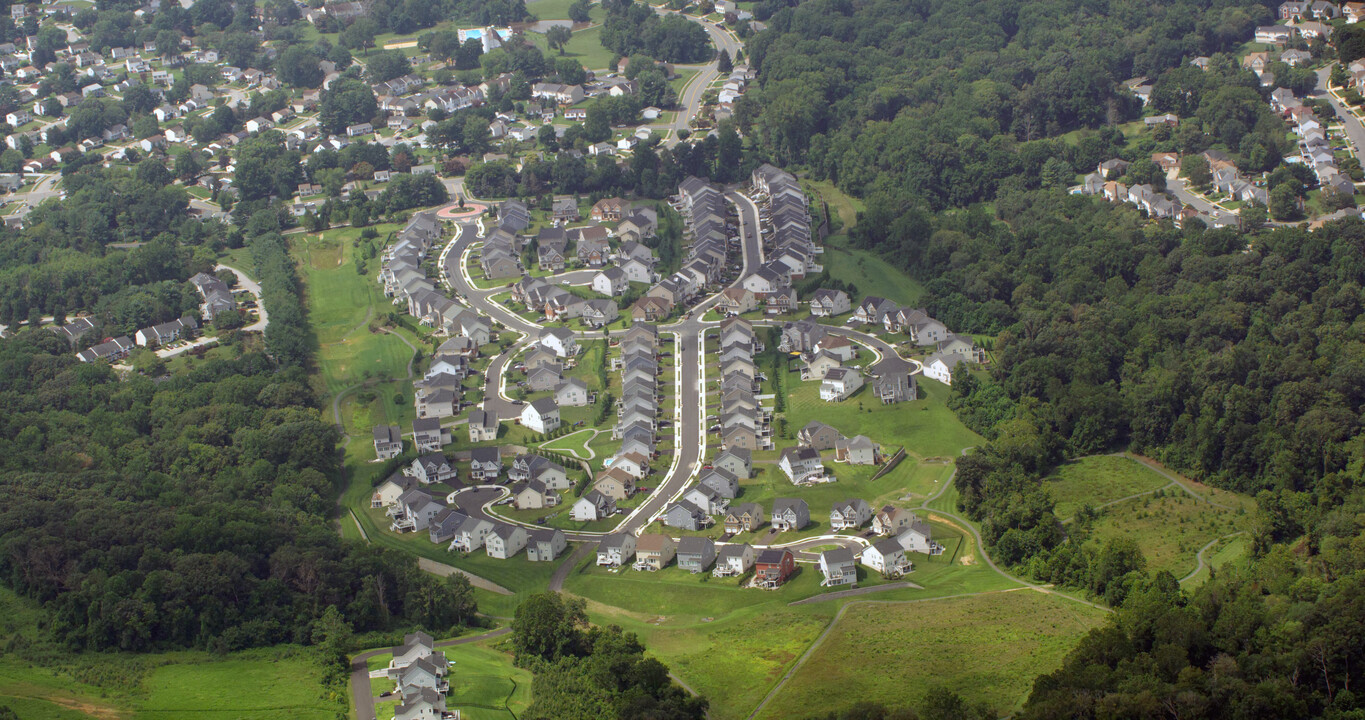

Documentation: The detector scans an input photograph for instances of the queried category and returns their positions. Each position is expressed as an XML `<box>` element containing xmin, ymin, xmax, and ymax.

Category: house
<box><xmin>754</xmin><ymin>548</ymin><xmax>795</xmax><ymax>588</ymax></box>
<box><xmin>521</xmin><ymin>397</ymin><xmax>562</xmax><ymax>434</ymax></box>
<box><xmin>510</xmin><ymin>454</ymin><xmax>570</xmax><ymax>489</ymax></box>
<box><xmin>133</xmin><ymin>316</ymin><xmax>198</xmax><ymax>347</ymax></box>
<box><xmin>527</xmin><ymin>528</ymin><xmax>567</xmax><ymax>562</ymax></box>
<box><xmin>631</xmin><ymin>296</ymin><xmax>674</xmax><ymax>322</ymax></box>
<box><xmin>833</xmin><ymin>435</ymin><xmax>880</xmax><ymax>465</ymax></box>
<box><xmin>724</xmin><ymin>503</ymin><xmax>764</xmax><ymax>534</ymax></box>
<box><xmin>593</xmin><ymin>267</ymin><xmax>628</xmax><ymax>296</ymax></box>
<box><xmin>873</xmin><ymin>506</ymin><xmax>915</xmax><ymax>536</ymax></box>
<box><xmin>798</xmin><ymin>420</ymin><xmax>844</xmax><ymax>451</ymax></box>
<box><xmin>372</xmin><ymin>473</ymin><xmax>416</xmax><ymax>508</ymax></box>
<box><xmin>555</xmin><ymin>377</ymin><xmax>590</xmax><ymax>407</ymax></box>
<box><xmin>610</xmin><ymin>451</ymin><xmax>651</xmax><ymax>480</ymax></box>
<box><xmin>829</xmin><ymin>499</ymin><xmax>872</xmax><ymax>530</ymax></box>
<box><xmin>346</xmin><ymin>122</ymin><xmax>373</xmax><ymax>137</ymax></box>
<box><xmin>821</xmin><ymin>367</ymin><xmax>863</xmax><ymax>401</ymax></box>
<box><xmin>924</xmin><ymin>351</ymin><xmax>970</xmax><ymax>385</ymax></box>
<box><xmin>592</xmin><ymin>197</ymin><xmax>630</xmax><ymax>222</ymax></box>
<box><xmin>190</xmin><ymin>272</ymin><xmax>235</xmax><ymax>320</ymax></box>
<box><xmin>677</xmin><ymin>537</ymin><xmax>717</xmax><ymax>573</ymax></box>
<box><xmin>468</xmin><ymin>409</ymin><xmax>500</xmax><ymax>442</ymax></box>
<box><xmin>770</xmin><ymin>498</ymin><xmax>810</xmax><ymax>532</ymax></box>
<box><xmin>699</xmin><ymin>468</ymin><xmax>739</xmax><ymax>498</ymax></box>
<box><xmin>819</xmin><ymin>547</ymin><xmax>857</xmax><ymax>587</ymax></box>
<box><xmin>411</xmin><ymin>453</ymin><xmax>458</xmax><ymax>484</ymax></box>
<box><xmin>809</xmin><ymin>289</ymin><xmax>851</xmax><ymax>317</ymax></box>
<box><xmin>392</xmin><ymin>656</ymin><xmax>449</xmax><ymax>694</ymax></box>
<box><xmin>779</xmin><ymin>447</ymin><xmax>825</xmax><ymax>483</ymax></box>
<box><xmin>468</xmin><ymin>447</ymin><xmax>503</xmax><ymax>481</ymax></box>
<box><xmin>390</xmin><ymin>488</ymin><xmax>447</xmax><ymax>533</ymax></box>
<box><xmin>391</xmin><ymin>632</ymin><xmax>436</xmax><ymax>669</ymax></box>
<box><xmin>512</xmin><ymin>479</ymin><xmax>559</xmax><ymax>509</ymax></box>
<box><xmin>412</xmin><ymin>417</ymin><xmax>450</xmax><ymax>452</ymax></box>
<box><xmin>802</xmin><ymin>351</ymin><xmax>843</xmax><ymax>381</ymax></box>
<box><xmin>539</xmin><ymin>327</ymin><xmax>579</xmax><ymax>357</ymax></box>
<box><xmin>593</xmin><ymin>467</ymin><xmax>636</xmax><ymax>501</ymax></box>
<box><xmin>716</xmin><ymin>287</ymin><xmax>760</xmax><ymax>315</ymax></box>
<box><xmin>74</xmin><ymin>338</ymin><xmax>141</xmax><ymax>366</ymax></box>
<box><xmin>428</xmin><ymin>508</ymin><xmax>468</xmax><ymax>544</ymax></box>
<box><xmin>868</xmin><ymin>358</ymin><xmax>917</xmax><ymax>404</ymax></box>
<box><xmin>486</xmin><ymin>524</ymin><xmax>528</xmax><ymax>559</ymax></box>
<box><xmin>861</xmin><ymin>538</ymin><xmax>912</xmax><ymax>577</ymax></box>
<box><xmin>1255</xmin><ymin>25</ymin><xmax>1294</xmax><ymax>44</ymax></box>
<box><xmin>714</xmin><ymin>448</ymin><xmax>752</xmax><ymax>478</ymax></box>
<box><xmin>634</xmin><ymin>534</ymin><xmax>674</xmax><ymax>570</ymax></box>
<box><xmin>852</xmin><ymin>296</ymin><xmax>900</xmax><ymax>325</ymax></box>
<box><xmin>449</xmin><ymin>516</ymin><xmax>495</xmax><ymax>552</ymax></box>
<box><xmin>713</xmin><ymin>543</ymin><xmax>754</xmax><ymax>577</ymax></box>
<box><xmin>897</xmin><ymin>515</ymin><xmax>945</xmax><ymax>555</ymax></box>
<box><xmin>664</xmin><ymin>500</ymin><xmax>709</xmax><ymax>531</ymax></box>
<box><xmin>572</xmin><ymin>489</ymin><xmax>616</xmax><ymax>521</ymax></box>
<box><xmin>394</xmin><ymin>688</ymin><xmax>446</xmax><ymax>720</ymax></box>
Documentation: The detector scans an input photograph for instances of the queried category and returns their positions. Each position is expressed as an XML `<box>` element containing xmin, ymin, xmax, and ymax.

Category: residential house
<box><xmin>829</xmin><ymin>498</ymin><xmax>873</xmax><ymax>530</ymax></box>
<box><xmin>873</xmin><ymin>506</ymin><xmax>914</xmax><ymax>536</ymax></box>
<box><xmin>539</xmin><ymin>327</ymin><xmax>579</xmax><ymax>357</ymax></box>
<box><xmin>485</xmin><ymin>524</ymin><xmax>528</xmax><ymax>559</ymax></box>
<box><xmin>572</xmin><ymin>489</ymin><xmax>616</xmax><ymax>521</ymax></box>
<box><xmin>555</xmin><ymin>377</ymin><xmax>590</xmax><ymax>407</ymax></box>
<box><xmin>809</xmin><ymin>289</ymin><xmax>851</xmax><ymax>317</ymax></box>
<box><xmin>771</xmin><ymin>498</ymin><xmax>810</xmax><ymax>532</ymax></box>
<box><xmin>820</xmin><ymin>367</ymin><xmax>863</xmax><ymax>401</ymax></box>
<box><xmin>714</xmin><ymin>543</ymin><xmax>755</xmax><ymax>577</ymax></box>
<box><xmin>699</xmin><ymin>468</ymin><xmax>739</xmax><ymax>498</ymax></box>
<box><xmin>411</xmin><ymin>453</ymin><xmax>458</xmax><ymax>484</ymax></box>
<box><xmin>468</xmin><ymin>409</ymin><xmax>500</xmax><ymax>442</ymax></box>
<box><xmin>754</xmin><ymin>548</ymin><xmax>795</xmax><ymax>588</ymax></box>
<box><xmin>512</xmin><ymin>479</ymin><xmax>559</xmax><ymax>510</ymax></box>
<box><xmin>677</xmin><ymin>537</ymin><xmax>717</xmax><ymax>573</ymax></box>
<box><xmin>724</xmin><ymin>503</ymin><xmax>765</xmax><ymax>534</ymax></box>
<box><xmin>798</xmin><ymin>420</ymin><xmax>844</xmax><ymax>451</ymax></box>
<box><xmin>450</xmin><ymin>516</ymin><xmax>495</xmax><ymax>552</ymax></box>
<box><xmin>897</xmin><ymin>515</ymin><xmax>945</xmax><ymax>555</ymax></box>
<box><xmin>412</xmin><ymin>417</ymin><xmax>450</xmax><ymax>452</ymax></box>
<box><xmin>371</xmin><ymin>473</ymin><xmax>416</xmax><ymax>508</ymax></box>
<box><xmin>819</xmin><ymin>548</ymin><xmax>857</xmax><ymax>587</ymax></box>
<box><xmin>390</xmin><ymin>632</ymin><xmax>436</xmax><ymax>669</ymax></box>
<box><xmin>593</xmin><ymin>267</ymin><xmax>628</xmax><ymax>296</ymax></box>
<box><xmin>527</xmin><ymin>528</ymin><xmax>567</xmax><ymax>562</ymax></box>
<box><xmin>861</xmin><ymin>538</ymin><xmax>912</xmax><ymax>577</ymax></box>
<box><xmin>833</xmin><ymin>435</ymin><xmax>880</xmax><ymax>465</ymax></box>
<box><xmin>779</xmin><ymin>447</ymin><xmax>825</xmax><ymax>483</ymax></box>
<box><xmin>663</xmin><ymin>500</ymin><xmax>709</xmax><ymax>531</ymax></box>
<box><xmin>868</xmin><ymin>358</ymin><xmax>917</xmax><ymax>404</ymax></box>
<box><xmin>714</xmin><ymin>448</ymin><xmax>752</xmax><ymax>478</ymax></box>
<box><xmin>593</xmin><ymin>467</ymin><xmax>636</xmax><ymax>501</ymax></box>
<box><xmin>468</xmin><ymin>447</ymin><xmax>503</xmax><ymax>481</ymax></box>
<box><xmin>521</xmin><ymin>397</ymin><xmax>562</xmax><ymax>434</ymax></box>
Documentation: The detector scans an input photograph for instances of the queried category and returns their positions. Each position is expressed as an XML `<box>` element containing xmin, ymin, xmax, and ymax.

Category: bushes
<box><xmin>249</xmin><ymin>232</ymin><xmax>313</xmax><ymax>368</ymax></box>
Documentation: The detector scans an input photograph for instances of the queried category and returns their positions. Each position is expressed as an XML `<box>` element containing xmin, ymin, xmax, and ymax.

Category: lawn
<box><xmin>782</xmin><ymin>374</ymin><xmax>982</xmax><ymax>460</ymax></box>
<box><xmin>133</xmin><ymin>648</ymin><xmax>338</xmax><ymax>720</ymax></box>
<box><xmin>541</xmin><ymin>428</ymin><xmax>602</xmax><ymax>459</ymax></box>
<box><xmin>528</xmin><ymin>25</ymin><xmax>615</xmax><ymax>70</ymax></box>
<box><xmin>441</xmin><ymin>640</ymin><xmax>534</xmax><ymax>720</ymax></box>
<box><xmin>1044</xmin><ymin>455</ymin><xmax>1171</xmax><ymax>520</ymax></box>
<box><xmin>820</xmin><ymin>238</ymin><xmax>925</xmax><ymax>307</ymax></box>
<box><xmin>755</xmin><ymin>590</ymin><xmax>1108</xmax><ymax>719</ymax></box>
<box><xmin>805</xmin><ymin>180</ymin><xmax>863</xmax><ymax>235</ymax></box>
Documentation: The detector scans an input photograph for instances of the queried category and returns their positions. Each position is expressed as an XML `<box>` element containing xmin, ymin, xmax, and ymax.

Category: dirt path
<box><xmin>550</xmin><ymin>543</ymin><xmax>594</xmax><ymax>591</ymax></box>
<box><xmin>787</xmin><ymin>581</ymin><xmax>922</xmax><ymax>605</ymax></box>
<box><xmin>1180</xmin><ymin>531</ymin><xmax>1247</xmax><ymax>584</ymax></box>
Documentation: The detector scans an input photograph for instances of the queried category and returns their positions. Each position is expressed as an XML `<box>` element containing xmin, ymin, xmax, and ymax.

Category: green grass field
<box><xmin>527</xmin><ymin>26</ymin><xmax>615</xmax><ymax>70</ymax></box>
<box><xmin>756</xmin><ymin>590</ymin><xmax>1108</xmax><ymax>719</ymax></box>
<box><xmin>820</xmin><ymin>240</ymin><xmax>925</xmax><ymax>307</ymax></box>
<box><xmin>541</xmin><ymin>428</ymin><xmax>602</xmax><ymax>458</ymax></box>
<box><xmin>1044</xmin><ymin>455</ymin><xmax>1170</xmax><ymax>520</ymax></box>
<box><xmin>783</xmin><ymin>374</ymin><xmax>982</xmax><ymax>460</ymax></box>
<box><xmin>1087</xmin><ymin>489</ymin><xmax>1250</xmax><ymax>578</ymax></box>
<box><xmin>442</xmin><ymin>640</ymin><xmax>534</xmax><ymax>720</ymax></box>
<box><xmin>133</xmin><ymin>649</ymin><xmax>338</xmax><ymax>720</ymax></box>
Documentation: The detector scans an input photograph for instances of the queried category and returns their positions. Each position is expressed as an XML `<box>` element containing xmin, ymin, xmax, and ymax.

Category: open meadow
<box><xmin>1044</xmin><ymin>454</ymin><xmax>1170</xmax><ymax>519</ymax></box>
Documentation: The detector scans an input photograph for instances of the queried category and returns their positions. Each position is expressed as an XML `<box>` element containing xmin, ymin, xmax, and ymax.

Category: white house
<box><xmin>592</xmin><ymin>267</ymin><xmax>628</xmax><ymax>296</ymax></box>
<box><xmin>538</xmin><ymin>327</ymin><xmax>579</xmax><ymax>357</ymax></box>
<box><xmin>860</xmin><ymin>538</ymin><xmax>912</xmax><ymax>577</ymax></box>
<box><xmin>820</xmin><ymin>367</ymin><xmax>863</xmax><ymax>401</ymax></box>
<box><xmin>571</xmin><ymin>489</ymin><xmax>616</xmax><ymax>521</ymax></box>
<box><xmin>485</xmin><ymin>524</ymin><xmax>528</xmax><ymax>559</ymax></box>
<box><xmin>521</xmin><ymin>397</ymin><xmax>562</xmax><ymax>434</ymax></box>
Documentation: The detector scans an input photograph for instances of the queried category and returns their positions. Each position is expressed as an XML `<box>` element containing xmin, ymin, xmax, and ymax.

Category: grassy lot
<box><xmin>1044</xmin><ymin>455</ymin><xmax>1170</xmax><ymax>519</ymax></box>
<box><xmin>805</xmin><ymin>179</ymin><xmax>863</xmax><ymax>234</ymax></box>
<box><xmin>783</xmin><ymin>374</ymin><xmax>982</xmax><ymax>460</ymax></box>
<box><xmin>541</xmin><ymin>428</ymin><xmax>602</xmax><ymax>458</ymax></box>
<box><xmin>1086</xmin><ymin>488</ymin><xmax>1251</xmax><ymax>578</ymax></box>
<box><xmin>1181</xmin><ymin>532</ymin><xmax>1251</xmax><ymax>587</ymax></box>
<box><xmin>821</xmin><ymin>239</ymin><xmax>925</xmax><ymax>307</ymax></box>
<box><xmin>441</xmin><ymin>640</ymin><xmax>534</xmax><ymax>720</ymax></box>
<box><xmin>133</xmin><ymin>648</ymin><xmax>338</xmax><ymax>720</ymax></box>
<box><xmin>527</xmin><ymin>25</ymin><xmax>615</xmax><ymax>70</ymax></box>
<box><xmin>756</xmin><ymin>590</ymin><xmax>1108</xmax><ymax>719</ymax></box>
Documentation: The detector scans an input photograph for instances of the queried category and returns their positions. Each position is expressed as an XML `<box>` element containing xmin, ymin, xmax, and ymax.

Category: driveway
<box><xmin>214</xmin><ymin>263</ymin><xmax>269</xmax><ymax>332</ymax></box>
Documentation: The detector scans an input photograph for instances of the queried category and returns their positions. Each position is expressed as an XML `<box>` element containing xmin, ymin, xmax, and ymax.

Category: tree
<box><xmin>278</xmin><ymin>45</ymin><xmax>324</xmax><ymax>88</ymax></box>
<box><xmin>546</xmin><ymin>26</ymin><xmax>573</xmax><ymax>54</ymax></box>
<box><xmin>339</xmin><ymin>18</ymin><xmax>379</xmax><ymax>52</ymax></box>
<box><xmin>1180</xmin><ymin>154</ymin><xmax>1211</xmax><ymax>190</ymax></box>
<box><xmin>511</xmin><ymin>592</ymin><xmax>587</xmax><ymax>664</ymax></box>
<box><xmin>568</xmin><ymin>0</ymin><xmax>592</xmax><ymax>22</ymax></box>
<box><xmin>1269</xmin><ymin>183</ymin><xmax>1300</xmax><ymax>221</ymax></box>
<box><xmin>1040</xmin><ymin>157</ymin><xmax>1073</xmax><ymax>188</ymax></box>
<box><xmin>717</xmin><ymin>48</ymin><xmax>732</xmax><ymax>73</ymax></box>
<box><xmin>319</xmin><ymin>78</ymin><xmax>378</xmax><ymax>134</ymax></box>
<box><xmin>1240</xmin><ymin>201</ymin><xmax>1267</xmax><ymax>231</ymax></box>
<box><xmin>365</xmin><ymin>50</ymin><xmax>412</xmax><ymax>83</ymax></box>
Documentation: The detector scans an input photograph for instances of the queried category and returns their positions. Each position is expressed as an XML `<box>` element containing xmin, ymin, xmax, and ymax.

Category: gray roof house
<box><xmin>677</xmin><ymin>536</ymin><xmax>717</xmax><ymax>573</ymax></box>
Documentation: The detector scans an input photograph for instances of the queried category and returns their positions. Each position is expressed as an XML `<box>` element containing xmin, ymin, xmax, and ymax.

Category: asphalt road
<box><xmin>661</xmin><ymin>13</ymin><xmax>745</xmax><ymax>147</ymax></box>
<box><xmin>1316</xmin><ymin>65</ymin><xmax>1365</xmax><ymax>161</ymax></box>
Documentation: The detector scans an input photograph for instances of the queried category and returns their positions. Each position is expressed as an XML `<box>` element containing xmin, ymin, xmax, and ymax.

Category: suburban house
<box><xmin>634</xmin><ymin>534</ymin><xmax>676</xmax><ymax>570</ymax></box>
<box><xmin>428</xmin><ymin>508</ymin><xmax>468</xmax><ymax>544</ymax></box>
<box><xmin>779</xmin><ymin>447</ymin><xmax>825</xmax><ymax>483</ymax></box>
<box><xmin>412</xmin><ymin>418</ymin><xmax>450</xmax><ymax>452</ymax></box>
<box><xmin>868</xmin><ymin>358</ymin><xmax>918</xmax><ymax>404</ymax></box>
<box><xmin>798</xmin><ymin>421</ymin><xmax>844</xmax><ymax>451</ymax></box>
<box><xmin>724</xmin><ymin>503</ymin><xmax>765</xmax><ymax>534</ymax></box>
<box><xmin>593</xmin><ymin>267</ymin><xmax>629</xmax><ymax>296</ymax></box>
<box><xmin>372</xmin><ymin>473</ymin><xmax>416</xmax><ymax>508</ymax></box>
<box><xmin>754</xmin><ymin>548</ymin><xmax>795</xmax><ymax>588</ymax></box>
<box><xmin>713</xmin><ymin>543</ymin><xmax>755</xmax><ymax>577</ymax></box>
<box><xmin>833</xmin><ymin>435</ymin><xmax>881</xmax><ymax>465</ymax></box>
<box><xmin>521</xmin><ymin>397</ymin><xmax>562</xmax><ymax>434</ymax></box>
<box><xmin>412</xmin><ymin>453</ymin><xmax>458</xmax><ymax>484</ymax></box>
<box><xmin>664</xmin><ymin>500</ymin><xmax>710</xmax><ymax>531</ymax></box>
<box><xmin>820</xmin><ymin>367</ymin><xmax>864</xmax><ymax>402</ymax></box>
<box><xmin>809</xmin><ymin>289</ymin><xmax>851</xmax><ymax>317</ymax></box>
<box><xmin>390</xmin><ymin>632</ymin><xmax>436</xmax><ymax>669</ymax></box>
<box><xmin>699</xmin><ymin>468</ymin><xmax>740</xmax><ymax>498</ymax></box>
<box><xmin>861</xmin><ymin>538</ymin><xmax>912</xmax><ymax>577</ymax></box>
<box><xmin>134</xmin><ymin>316</ymin><xmax>198</xmax><ymax>347</ymax></box>
<box><xmin>394</xmin><ymin>688</ymin><xmax>446</xmax><ymax>720</ymax></box>
<box><xmin>539</xmin><ymin>327</ymin><xmax>579</xmax><ymax>357</ymax></box>
<box><xmin>593</xmin><ymin>467</ymin><xmax>636</xmax><ymax>501</ymax></box>
<box><xmin>677</xmin><ymin>537</ymin><xmax>717</xmax><ymax>573</ymax></box>
<box><xmin>714</xmin><ymin>448</ymin><xmax>753</xmax><ymax>478</ymax></box>
<box><xmin>468</xmin><ymin>409</ymin><xmax>500</xmax><ymax>442</ymax></box>
<box><xmin>571</xmin><ymin>489</ymin><xmax>616</xmax><ymax>521</ymax></box>
<box><xmin>512</xmin><ymin>479</ymin><xmax>560</xmax><ymax>509</ymax></box>
<box><xmin>819</xmin><ymin>547</ymin><xmax>858</xmax><ymax>587</ymax></box>
<box><xmin>526</xmin><ymin>528</ymin><xmax>567</xmax><ymax>562</ymax></box>
<box><xmin>373</xmin><ymin>425</ymin><xmax>403</xmax><ymax>459</ymax></box>
<box><xmin>873</xmin><ymin>506</ymin><xmax>915</xmax><ymax>536</ymax></box>
<box><xmin>555</xmin><ymin>377</ymin><xmax>590</xmax><ymax>407</ymax></box>
<box><xmin>829</xmin><ymin>499</ymin><xmax>873</xmax><ymax>530</ymax></box>
<box><xmin>597</xmin><ymin>533</ymin><xmax>638</xmax><ymax>566</ymax></box>
<box><xmin>468</xmin><ymin>447</ymin><xmax>503</xmax><ymax>481</ymax></box>
<box><xmin>897</xmin><ymin>515</ymin><xmax>945</xmax><ymax>555</ymax></box>
<box><xmin>449</xmin><ymin>516</ymin><xmax>495</xmax><ymax>552</ymax></box>
<box><xmin>486</xmin><ymin>524</ymin><xmax>528</xmax><ymax>559</ymax></box>
<box><xmin>770</xmin><ymin>498</ymin><xmax>810</xmax><ymax>532</ymax></box>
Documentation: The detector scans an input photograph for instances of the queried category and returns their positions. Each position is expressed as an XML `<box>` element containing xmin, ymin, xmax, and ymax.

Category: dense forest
<box><xmin>737</xmin><ymin>0</ymin><xmax>1365</xmax><ymax>717</ymax></box>
<box><xmin>0</xmin><ymin>165</ymin><xmax>477</xmax><ymax>651</ymax></box>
